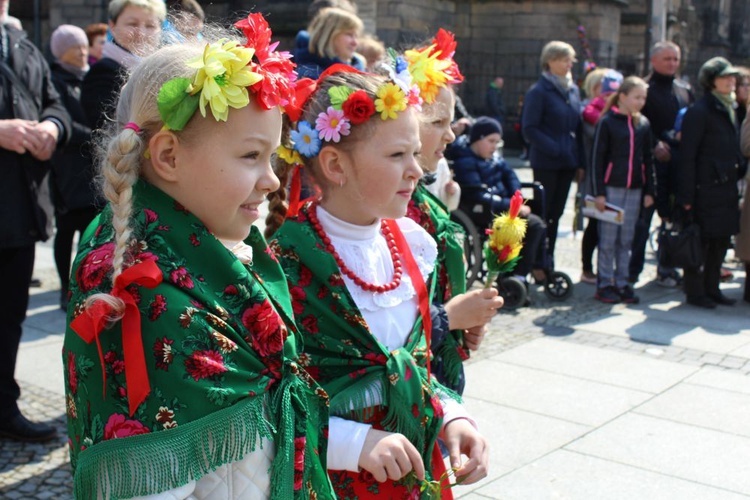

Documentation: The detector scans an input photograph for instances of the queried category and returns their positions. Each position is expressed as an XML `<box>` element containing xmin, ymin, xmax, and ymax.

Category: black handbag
<box><xmin>658</xmin><ymin>220</ymin><xmax>702</xmax><ymax>269</ymax></box>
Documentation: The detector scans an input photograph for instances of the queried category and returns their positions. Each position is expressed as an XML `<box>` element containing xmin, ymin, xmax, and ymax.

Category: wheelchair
<box><xmin>450</xmin><ymin>181</ymin><xmax>574</xmax><ymax>309</ymax></box>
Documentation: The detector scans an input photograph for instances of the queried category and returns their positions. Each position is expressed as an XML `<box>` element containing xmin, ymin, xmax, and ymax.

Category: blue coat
<box><xmin>450</xmin><ymin>138</ymin><xmax>521</xmax><ymax>213</ymax></box>
<box><xmin>522</xmin><ymin>76</ymin><xmax>584</xmax><ymax>171</ymax></box>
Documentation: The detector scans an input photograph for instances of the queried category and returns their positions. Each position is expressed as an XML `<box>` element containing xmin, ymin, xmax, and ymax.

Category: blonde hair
<box><xmin>308</xmin><ymin>7</ymin><xmax>363</xmax><ymax>59</ymax></box>
<box><xmin>582</xmin><ymin>67</ymin><xmax>608</xmax><ymax>99</ymax></box>
<box><xmin>357</xmin><ymin>34</ymin><xmax>386</xmax><ymax>69</ymax></box>
<box><xmin>602</xmin><ymin>75</ymin><xmax>649</xmax><ymax>123</ymax></box>
<box><xmin>87</xmin><ymin>35</ymin><xmax>225</xmax><ymax>319</ymax></box>
<box><xmin>265</xmin><ymin>71</ymin><xmax>387</xmax><ymax>238</ymax></box>
<box><xmin>540</xmin><ymin>40</ymin><xmax>575</xmax><ymax>71</ymax></box>
<box><xmin>108</xmin><ymin>0</ymin><xmax>167</xmax><ymax>23</ymax></box>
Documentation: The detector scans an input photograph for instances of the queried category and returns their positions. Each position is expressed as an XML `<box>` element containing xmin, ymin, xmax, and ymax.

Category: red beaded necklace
<box><xmin>308</xmin><ymin>203</ymin><xmax>403</xmax><ymax>293</ymax></box>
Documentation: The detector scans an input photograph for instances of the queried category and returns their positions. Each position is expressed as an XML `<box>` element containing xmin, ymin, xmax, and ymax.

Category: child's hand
<box><xmin>359</xmin><ymin>428</ymin><xmax>425</xmax><ymax>483</ymax></box>
<box><xmin>595</xmin><ymin>195</ymin><xmax>607</xmax><ymax>212</ymax></box>
<box><xmin>444</xmin><ymin>288</ymin><xmax>504</xmax><ymax>330</ymax></box>
<box><xmin>445</xmin><ymin>180</ymin><xmax>459</xmax><ymax>195</ymax></box>
<box><xmin>519</xmin><ymin>205</ymin><xmax>531</xmax><ymax>217</ymax></box>
<box><xmin>443</xmin><ymin>419</ymin><xmax>489</xmax><ymax>485</ymax></box>
<box><xmin>643</xmin><ymin>194</ymin><xmax>654</xmax><ymax>208</ymax></box>
<box><xmin>464</xmin><ymin>324</ymin><xmax>487</xmax><ymax>351</ymax></box>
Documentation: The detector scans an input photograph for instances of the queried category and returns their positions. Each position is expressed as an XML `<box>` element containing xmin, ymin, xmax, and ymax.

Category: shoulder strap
<box><xmin>0</xmin><ymin>59</ymin><xmax>41</xmax><ymax>113</ymax></box>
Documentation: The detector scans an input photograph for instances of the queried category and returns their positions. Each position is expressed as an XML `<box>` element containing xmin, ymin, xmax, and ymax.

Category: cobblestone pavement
<box><xmin>2</xmin><ymin>161</ymin><xmax>748</xmax><ymax>498</ymax></box>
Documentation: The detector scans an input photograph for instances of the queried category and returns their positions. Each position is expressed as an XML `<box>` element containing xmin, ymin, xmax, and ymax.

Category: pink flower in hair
<box><xmin>315</xmin><ymin>106</ymin><xmax>351</xmax><ymax>143</ymax></box>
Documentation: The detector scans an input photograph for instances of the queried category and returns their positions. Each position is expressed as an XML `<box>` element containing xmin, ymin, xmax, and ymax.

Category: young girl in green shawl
<box><xmin>63</xmin><ymin>15</ymin><xmax>335</xmax><ymax>499</ymax></box>
<box><xmin>402</xmin><ymin>31</ymin><xmax>504</xmax><ymax>395</ymax></box>
<box><xmin>267</xmin><ymin>65</ymin><xmax>489</xmax><ymax>498</ymax></box>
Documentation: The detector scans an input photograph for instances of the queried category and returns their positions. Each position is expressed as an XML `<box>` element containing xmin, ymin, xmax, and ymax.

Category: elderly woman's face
<box><xmin>714</xmin><ymin>74</ymin><xmax>736</xmax><ymax>95</ymax></box>
<box><xmin>109</xmin><ymin>4</ymin><xmax>161</xmax><ymax>55</ymax></box>
<box><xmin>548</xmin><ymin>55</ymin><xmax>575</xmax><ymax>77</ymax></box>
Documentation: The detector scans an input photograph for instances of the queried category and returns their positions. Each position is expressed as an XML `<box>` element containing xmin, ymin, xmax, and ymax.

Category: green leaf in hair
<box><xmin>328</xmin><ymin>85</ymin><xmax>354</xmax><ymax>110</ymax></box>
<box><xmin>157</xmin><ymin>77</ymin><xmax>201</xmax><ymax>131</ymax></box>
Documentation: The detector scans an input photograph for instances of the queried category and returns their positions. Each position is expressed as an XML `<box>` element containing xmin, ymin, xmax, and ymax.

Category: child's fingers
<box><xmin>405</xmin><ymin>440</ymin><xmax>426</xmax><ymax>481</ymax></box>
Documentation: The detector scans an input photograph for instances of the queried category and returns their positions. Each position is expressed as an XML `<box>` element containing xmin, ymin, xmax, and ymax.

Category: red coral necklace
<box><xmin>307</xmin><ymin>203</ymin><xmax>402</xmax><ymax>293</ymax></box>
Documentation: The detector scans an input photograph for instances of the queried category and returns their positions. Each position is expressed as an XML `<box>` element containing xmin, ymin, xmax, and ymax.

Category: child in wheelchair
<box><xmin>448</xmin><ymin>117</ymin><xmax>548</xmax><ymax>295</ymax></box>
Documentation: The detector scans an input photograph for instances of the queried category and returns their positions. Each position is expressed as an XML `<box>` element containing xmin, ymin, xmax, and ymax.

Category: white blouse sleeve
<box><xmin>327</xmin><ymin>416</ymin><xmax>372</xmax><ymax>472</ymax></box>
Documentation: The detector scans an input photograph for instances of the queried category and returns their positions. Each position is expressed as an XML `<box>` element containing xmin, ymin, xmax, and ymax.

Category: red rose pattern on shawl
<box><xmin>290</xmin><ymin>286</ymin><xmax>306</xmax><ymax>315</ymax></box>
<box><xmin>104</xmin><ymin>414</ymin><xmax>150</xmax><ymax>440</ymax></box>
<box><xmin>184</xmin><ymin>350</ymin><xmax>228</xmax><ymax>381</ymax></box>
<box><xmin>67</xmin><ymin>352</ymin><xmax>78</xmax><ymax>394</ymax></box>
<box><xmin>76</xmin><ymin>242</ymin><xmax>115</xmax><ymax>292</ymax></box>
<box><xmin>293</xmin><ymin>436</ymin><xmax>306</xmax><ymax>490</ymax></box>
<box><xmin>170</xmin><ymin>266</ymin><xmax>194</xmax><ymax>289</ymax></box>
<box><xmin>241</xmin><ymin>300</ymin><xmax>288</xmax><ymax>357</ymax></box>
<box><xmin>148</xmin><ymin>294</ymin><xmax>167</xmax><ymax>321</ymax></box>
<box><xmin>153</xmin><ymin>337</ymin><xmax>174</xmax><ymax>371</ymax></box>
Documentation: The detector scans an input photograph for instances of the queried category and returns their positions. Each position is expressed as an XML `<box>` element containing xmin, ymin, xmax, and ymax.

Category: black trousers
<box><xmin>533</xmin><ymin>168</ymin><xmax>576</xmax><ymax>262</ymax></box>
<box><xmin>0</xmin><ymin>245</ymin><xmax>35</xmax><ymax>418</ymax></box>
<box><xmin>683</xmin><ymin>235</ymin><xmax>730</xmax><ymax>299</ymax></box>
<box><xmin>54</xmin><ymin>207</ymin><xmax>98</xmax><ymax>292</ymax></box>
<box><xmin>516</xmin><ymin>213</ymin><xmax>546</xmax><ymax>276</ymax></box>
<box><xmin>581</xmin><ymin>218</ymin><xmax>598</xmax><ymax>273</ymax></box>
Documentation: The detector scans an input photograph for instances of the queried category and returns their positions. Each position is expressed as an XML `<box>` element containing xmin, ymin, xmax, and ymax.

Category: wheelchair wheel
<box><xmin>450</xmin><ymin>209</ymin><xmax>483</xmax><ymax>287</ymax></box>
<box><xmin>498</xmin><ymin>276</ymin><xmax>527</xmax><ymax>310</ymax></box>
<box><xmin>544</xmin><ymin>271</ymin><xmax>574</xmax><ymax>301</ymax></box>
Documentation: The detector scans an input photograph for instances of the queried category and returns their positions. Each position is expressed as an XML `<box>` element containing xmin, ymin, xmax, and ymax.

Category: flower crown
<box><xmin>156</xmin><ymin>13</ymin><xmax>296</xmax><ymax>131</ymax></box>
<box><xmin>404</xmin><ymin>28</ymin><xmax>464</xmax><ymax>104</ymax></box>
<box><xmin>282</xmin><ymin>63</ymin><xmax>422</xmax><ymax>159</ymax></box>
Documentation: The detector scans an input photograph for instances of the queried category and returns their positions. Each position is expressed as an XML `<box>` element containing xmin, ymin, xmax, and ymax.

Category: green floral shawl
<box><xmin>63</xmin><ymin>181</ymin><xmax>334</xmax><ymax>499</ymax></box>
<box><xmin>407</xmin><ymin>185</ymin><xmax>469</xmax><ymax>389</ymax></box>
<box><xmin>271</xmin><ymin>206</ymin><xmax>460</xmax><ymax>480</ymax></box>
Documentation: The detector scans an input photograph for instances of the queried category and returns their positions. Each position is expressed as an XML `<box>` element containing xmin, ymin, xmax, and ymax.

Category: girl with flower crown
<box><xmin>62</xmin><ymin>15</ymin><xmax>335</xmax><ymax>499</ymax></box>
<box><xmin>400</xmin><ymin>30</ymin><xmax>504</xmax><ymax>395</ymax></box>
<box><xmin>267</xmin><ymin>66</ymin><xmax>489</xmax><ymax>498</ymax></box>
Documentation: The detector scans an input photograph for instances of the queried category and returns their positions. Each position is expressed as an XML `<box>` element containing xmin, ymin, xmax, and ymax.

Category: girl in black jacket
<box><xmin>590</xmin><ymin>77</ymin><xmax>655</xmax><ymax>304</ymax></box>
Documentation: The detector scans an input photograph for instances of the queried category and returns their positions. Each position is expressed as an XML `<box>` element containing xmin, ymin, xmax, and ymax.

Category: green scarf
<box><xmin>408</xmin><ymin>185</ymin><xmax>470</xmax><ymax>390</ymax></box>
<box><xmin>712</xmin><ymin>90</ymin><xmax>737</xmax><ymax>125</ymax></box>
<box><xmin>63</xmin><ymin>180</ymin><xmax>334</xmax><ymax>499</ymax></box>
<box><xmin>271</xmin><ymin>206</ymin><xmax>460</xmax><ymax>481</ymax></box>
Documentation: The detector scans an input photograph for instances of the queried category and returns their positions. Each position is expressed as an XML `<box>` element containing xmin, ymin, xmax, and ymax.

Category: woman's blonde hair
<box><xmin>540</xmin><ymin>40</ymin><xmax>576</xmax><ymax>71</ymax></box>
<box><xmin>602</xmin><ymin>75</ymin><xmax>649</xmax><ymax>123</ymax></box>
<box><xmin>308</xmin><ymin>7</ymin><xmax>363</xmax><ymax>59</ymax></box>
<box><xmin>265</xmin><ymin>71</ymin><xmax>387</xmax><ymax>237</ymax></box>
<box><xmin>108</xmin><ymin>0</ymin><xmax>167</xmax><ymax>23</ymax></box>
<box><xmin>88</xmin><ymin>32</ymin><xmax>228</xmax><ymax>318</ymax></box>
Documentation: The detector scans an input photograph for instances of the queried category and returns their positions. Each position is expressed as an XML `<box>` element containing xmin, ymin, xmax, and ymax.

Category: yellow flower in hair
<box><xmin>187</xmin><ymin>39</ymin><xmax>264</xmax><ymax>122</ymax></box>
<box><xmin>404</xmin><ymin>44</ymin><xmax>451</xmax><ymax>104</ymax></box>
<box><xmin>276</xmin><ymin>144</ymin><xmax>302</xmax><ymax>165</ymax></box>
<box><xmin>374</xmin><ymin>82</ymin><xmax>408</xmax><ymax>120</ymax></box>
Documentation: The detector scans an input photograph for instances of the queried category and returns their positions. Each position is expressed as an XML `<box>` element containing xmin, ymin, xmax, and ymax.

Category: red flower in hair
<box><xmin>342</xmin><ymin>90</ymin><xmax>376</xmax><ymax>125</ymax></box>
<box><xmin>430</xmin><ymin>28</ymin><xmax>464</xmax><ymax>83</ymax></box>
<box><xmin>235</xmin><ymin>13</ymin><xmax>297</xmax><ymax>110</ymax></box>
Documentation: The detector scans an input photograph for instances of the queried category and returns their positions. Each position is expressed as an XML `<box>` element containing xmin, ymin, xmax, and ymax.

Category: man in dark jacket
<box><xmin>630</xmin><ymin>41</ymin><xmax>694</xmax><ymax>286</ymax></box>
<box><xmin>0</xmin><ymin>3</ymin><xmax>70</xmax><ymax>441</ymax></box>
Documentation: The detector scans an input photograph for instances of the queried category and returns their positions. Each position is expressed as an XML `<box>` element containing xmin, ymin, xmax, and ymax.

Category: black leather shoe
<box><xmin>708</xmin><ymin>293</ymin><xmax>737</xmax><ymax>306</ymax></box>
<box><xmin>687</xmin><ymin>296</ymin><xmax>717</xmax><ymax>309</ymax></box>
<box><xmin>0</xmin><ymin>413</ymin><xmax>57</xmax><ymax>442</ymax></box>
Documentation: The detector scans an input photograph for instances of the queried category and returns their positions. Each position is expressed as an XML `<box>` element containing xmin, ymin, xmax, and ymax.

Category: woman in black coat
<box><xmin>678</xmin><ymin>57</ymin><xmax>745</xmax><ymax>308</ymax></box>
<box><xmin>48</xmin><ymin>25</ymin><xmax>103</xmax><ymax>310</ymax></box>
<box><xmin>81</xmin><ymin>0</ymin><xmax>164</xmax><ymax>132</ymax></box>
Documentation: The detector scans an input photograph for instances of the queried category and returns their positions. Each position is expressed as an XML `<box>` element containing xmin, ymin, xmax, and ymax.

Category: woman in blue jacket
<box><xmin>522</xmin><ymin>40</ymin><xmax>584</xmax><ymax>262</ymax></box>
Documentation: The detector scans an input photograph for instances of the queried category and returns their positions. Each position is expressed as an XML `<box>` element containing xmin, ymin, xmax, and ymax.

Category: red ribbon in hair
<box><xmin>283</xmin><ymin>64</ymin><xmax>367</xmax><ymax>122</ymax></box>
<box><xmin>287</xmin><ymin>164</ymin><xmax>304</xmax><ymax>218</ymax></box>
<box><xmin>70</xmin><ymin>260</ymin><xmax>163</xmax><ymax>416</ymax></box>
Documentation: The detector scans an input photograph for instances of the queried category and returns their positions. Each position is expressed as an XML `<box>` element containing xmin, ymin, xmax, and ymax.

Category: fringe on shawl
<box><xmin>74</xmin><ymin>396</ymin><xmax>274</xmax><ymax>499</ymax></box>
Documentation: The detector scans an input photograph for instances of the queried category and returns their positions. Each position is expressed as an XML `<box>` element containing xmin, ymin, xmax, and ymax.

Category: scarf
<box><xmin>101</xmin><ymin>39</ymin><xmax>139</xmax><ymax>69</ymax></box>
<box><xmin>271</xmin><ymin>205</ymin><xmax>460</xmax><ymax>484</ymax></box>
<box><xmin>58</xmin><ymin>61</ymin><xmax>88</xmax><ymax>79</ymax></box>
<box><xmin>407</xmin><ymin>185</ymin><xmax>469</xmax><ymax>391</ymax></box>
<box><xmin>543</xmin><ymin>70</ymin><xmax>573</xmax><ymax>96</ymax></box>
<box><xmin>712</xmin><ymin>90</ymin><xmax>737</xmax><ymax>126</ymax></box>
<box><xmin>63</xmin><ymin>180</ymin><xmax>334</xmax><ymax>499</ymax></box>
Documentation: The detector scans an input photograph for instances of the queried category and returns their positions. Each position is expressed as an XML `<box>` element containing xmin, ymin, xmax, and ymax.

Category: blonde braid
<box><xmin>265</xmin><ymin>122</ymin><xmax>294</xmax><ymax>239</ymax></box>
<box><xmin>84</xmin><ymin>128</ymin><xmax>144</xmax><ymax>319</ymax></box>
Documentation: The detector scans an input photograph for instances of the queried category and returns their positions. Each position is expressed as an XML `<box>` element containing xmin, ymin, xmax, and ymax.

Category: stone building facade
<box><xmin>12</xmin><ymin>0</ymin><xmax>750</xmax><ymax>131</ymax></box>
